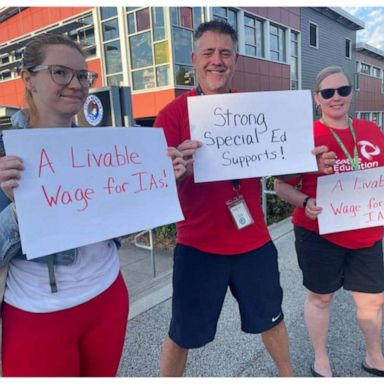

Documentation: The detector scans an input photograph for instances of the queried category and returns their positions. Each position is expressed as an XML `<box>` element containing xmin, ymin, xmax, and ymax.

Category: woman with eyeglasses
<box><xmin>275</xmin><ymin>66</ymin><xmax>384</xmax><ymax>377</ymax></box>
<box><xmin>0</xmin><ymin>34</ymin><xmax>186</xmax><ymax>377</ymax></box>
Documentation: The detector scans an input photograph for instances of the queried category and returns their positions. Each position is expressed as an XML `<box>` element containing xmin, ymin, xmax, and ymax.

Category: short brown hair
<box><xmin>193</xmin><ymin>20</ymin><xmax>238</xmax><ymax>52</ymax></box>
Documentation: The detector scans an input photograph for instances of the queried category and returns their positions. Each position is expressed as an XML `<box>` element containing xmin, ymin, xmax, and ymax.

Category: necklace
<box><xmin>321</xmin><ymin>116</ymin><xmax>359</xmax><ymax>171</ymax></box>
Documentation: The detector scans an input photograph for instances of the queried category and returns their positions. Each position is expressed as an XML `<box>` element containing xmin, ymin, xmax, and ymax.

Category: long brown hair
<box><xmin>21</xmin><ymin>33</ymin><xmax>85</xmax><ymax>126</ymax></box>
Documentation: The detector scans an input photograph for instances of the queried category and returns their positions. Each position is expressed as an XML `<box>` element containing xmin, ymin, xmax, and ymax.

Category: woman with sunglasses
<box><xmin>0</xmin><ymin>34</ymin><xmax>186</xmax><ymax>377</ymax></box>
<box><xmin>275</xmin><ymin>66</ymin><xmax>384</xmax><ymax>377</ymax></box>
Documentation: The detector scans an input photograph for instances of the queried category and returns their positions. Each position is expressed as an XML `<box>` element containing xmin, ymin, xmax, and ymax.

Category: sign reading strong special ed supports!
<box><xmin>3</xmin><ymin>127</ymin><xmax>184</xmax><ymax>260</ymax></box>
<box><xmin>317</xmin><ymin>167</ymin><xmax>384</xmax><ymax>234</ymax></box>
<box><xmin>188</xmin><ymin>90</ymin><xmax>317</xmax><ymax>183</ymax></box>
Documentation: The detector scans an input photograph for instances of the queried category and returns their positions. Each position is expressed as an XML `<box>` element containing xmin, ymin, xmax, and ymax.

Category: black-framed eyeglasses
<box><xmin>29</xmin><ymin>64</ymin><xmax>98</xmax><ymax>88</ymax></box>
<box><xmin>318</xmin><ymin>85</ymin><xmax>352</xmax><ymax>100</ymax></box>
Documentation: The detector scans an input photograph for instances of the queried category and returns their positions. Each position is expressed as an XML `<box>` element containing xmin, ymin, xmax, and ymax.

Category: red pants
<box><xmin>2</xmin><ymin>273</ymin><xmax>129</xmax><ymax>377</ymax></box>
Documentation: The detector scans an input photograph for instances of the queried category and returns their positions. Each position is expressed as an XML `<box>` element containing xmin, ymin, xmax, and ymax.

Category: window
<box><xmin>132</xmin><ymin>68</ymin><xmax>155</xmax><ymax>90</ymax></box>
<box><xmin>345</xmin><ymin>39</ymin><xmax>351</xmax><ymax>59</ymax></box>
<box><xmin>212</xmin><ymin>7</ymin><xmax>237</xmax><ymax>31</ymax></box>
<box><xmin>171</xmin><ymin>7</ymin><xmax>205</xmax><ymax>87</ymax></box>
<box><xmin>372</xmin><ymin>112</ymin><xmax>380</xmax><ymax>124</ymax></box>
<box><xmin>14</xmin><ymin>48</ymin><xmax>23</xmax><ymax>61</ymax></box>
<box><xmin>373</xmin><ymin>67</ymin><xmax>381</xmax><ymax>78</ymax></box>
<box><xmin>106</xmin><ymin>74</ymin><xmax>123</xmax><ymax>86</ymax></box>
<box><xmin>0</xmin><ymin>55</ymin><xmax>9</xmax><ymax>65</ymax></box>
<box><xmin>360</xmin><ymin>112</ymin><xmax>370</xmax><ymax>120</ymax></box>
<box><xmin>192</xmin><ymin>8</ymin><xmax>204</xmax><ymax>30</ymax></box>
<box><xmin>136</xmin><ymin>8</ymin><xmax>150</xmax><ymax>31</ymax></box>
<box><xmin>244</xmin><ymin>15</ymin><xmax>264</xmax><ymax>58</ymax></box>
<box><xmin>309</xmin><ymin>22</ymin><xmax>318</xmax><ymax>48</ymax></box>
<box><xmin>102</xmin><ymin>19</ymin><xmax>119</xmax><ymax>41</ymax></box>
<box><xmin>175</xmin><ymin>64</ymin><xmax>194</xmax><ymax>86</ymax></box>
<box><xmin>156</xmin><ymin>65</ymin><xmax>170</xmax><ymax>87</ymax></box>
<box><xmin>154</xmin><ymin>41</ymin><xmax>169</xmax><ymax>65</ymax></box>
<box><xmin>355</xmin><ymin>73</ymin><xmax>360</xmax><ymax>91</ymax></box>
<box><xmin>290</xmin><ymin>31</ymin><xmax>299</xmax><ymax>90</ymax></box>
<box><xmin>100</xmin><ymin>7</ymin><xmax>117</xmax><ymax>20</ymax></box>
<box><xmin>100</xmin><ymin>8</ymin><xmax>123</xmax><ymax>85</ymax></box>
<box><xmin>104</xmin><ymin>41</ymin><xmax>122</xmax><ymax>74</ymax></box>
<box><xmin>270</xmin><ymin>24</ymin><xmax>286</xmax><ymax>62</ymax></box>
<box><xmin>171</xmin><ymin>7</ymin><xmax>193</xmax><ymax>28</ymax></box>
<box><xmin>67</xmin><ymin>14</ymin><xmax>96</xmax><ymax>57</ymax></box>
<box><xmin>130</xmin><ymin>32</ymin><xmax>153</xmax><ymax>69</ymax></box>
<box><xmin>0</xmin><ymin>70</ymin><xmax>11</xmax><ymax>81</ymax></box>
<box><xmin>360</xmin><ymin>63</ymin><xmax>371</xmax><ymax>75</ymax></box>
<box><xmin>173</xmin><ymin>27</ymin><xmax>193</xmax><ymax>64</ymax></box>
<box><xmin>152</xmin><ymin>7</ymin><xmax>165</xmax><ymax>41</ymax></box>
<box><xmin>128</xmin><ymin>7</ymin><xmax>172</xmax><ymax>90</ymax></box>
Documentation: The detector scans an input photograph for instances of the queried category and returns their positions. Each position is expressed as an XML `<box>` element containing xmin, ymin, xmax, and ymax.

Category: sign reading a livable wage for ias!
<box><xmin>188</xmin><ymin>90</ymin><xmax>317</xmax><ymax>182</ymax></box>
<box><xmin>3</xmin><ymin>127</ymin><xmax>184</xmax><ymax>259</ymax></box>
<box><xmin>317</xmin><ymin>167</ymin><xmax>384</xmax><ymax>234</ymax></box>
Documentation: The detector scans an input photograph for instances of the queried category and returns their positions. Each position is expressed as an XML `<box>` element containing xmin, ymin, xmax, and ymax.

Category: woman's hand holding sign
<box><xmin>0</xmin><ymin>155</ymin><xmax>24</xmax><ymax>202</ymax></box>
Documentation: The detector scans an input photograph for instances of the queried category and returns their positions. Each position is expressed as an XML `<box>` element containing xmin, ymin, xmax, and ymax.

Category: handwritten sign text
<box><xmin>188</xmin><ymin>90</ymin><xmax>317</xmax><ymax>182</ymax></box>
<box><xmin>4</xmin><ymin>127</ymin><xmax>183</xmax><ymax>259</ymax></box>
<box><xmin>317</xmin><ymin>166</ymin><xmax>384</xmax><ymax>234</ymax></box>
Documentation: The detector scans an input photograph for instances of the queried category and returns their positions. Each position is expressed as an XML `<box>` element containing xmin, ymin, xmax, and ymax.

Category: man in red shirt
<box><xmin>154</xmin><ymin>20</ymin><xmax>334</xmax><ymax>377</ymax></box>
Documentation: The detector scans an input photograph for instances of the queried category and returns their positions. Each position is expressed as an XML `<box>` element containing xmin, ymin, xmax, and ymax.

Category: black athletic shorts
<box><xmin>168</xmin><ymin>241</ymin><xmax>284</xmax><ymax>349</ymax></box>
<box><xmin>294</xmin><ymin>225</ymin><xmax>384</xmax><ymax>294</ymax></box>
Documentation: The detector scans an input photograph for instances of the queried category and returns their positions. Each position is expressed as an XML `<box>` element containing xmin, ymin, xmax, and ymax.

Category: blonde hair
<box><xmin>313</xmin><ymin>66</ymin><xmax>351</xmax><ymax>92</ymax></box>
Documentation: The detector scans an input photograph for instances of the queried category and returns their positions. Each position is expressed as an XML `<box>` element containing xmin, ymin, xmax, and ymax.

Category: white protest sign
<box><xmin>188</xmin><ymin>90</ymin><xmax>317</xmax><ymax>182</ymax></box>
<box><xmin>317</xmin><ymin>167</ymin><xmax>384</xmax><ymax>234</ymax></box>
<box><xmin>3</xmin><ymin>127</ymin><xmax>184</xmax><ymax>259</ymax></box>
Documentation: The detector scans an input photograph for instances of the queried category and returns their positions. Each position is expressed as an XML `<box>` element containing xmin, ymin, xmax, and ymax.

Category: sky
<box><xmin>343</xmin><ymin>7</ymin><xmax>384</xmax><ymax>51</ymax></box>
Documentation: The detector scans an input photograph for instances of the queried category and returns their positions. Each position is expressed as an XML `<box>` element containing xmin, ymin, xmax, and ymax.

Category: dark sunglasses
<box><xmin>318</xmin><ymin>85</ymin><xmax>352</xmax><ymax>100</ymax></box>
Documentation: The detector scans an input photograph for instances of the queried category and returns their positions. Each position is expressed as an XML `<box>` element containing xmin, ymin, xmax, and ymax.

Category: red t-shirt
<box><xmin>290</xmin><ymin>118</ymin><xmax>384</xmax><ymax>249</ymax></box>
<box><xmin>154</xmin><ymin>89</ymin><xmax>271</xmax><ymax>255</ymax></box>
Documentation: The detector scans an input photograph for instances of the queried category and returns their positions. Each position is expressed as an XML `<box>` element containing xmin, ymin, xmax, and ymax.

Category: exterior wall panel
<box><xmin>233</xmin><ymin>56</ymin><xmax>290</xmax><ymax>92</ymax></box>
<box><xmin>356</xmin><ymin>75</ymin><xmax>384</xmax><ymax>111</ymax></box>
<box><xmin>300</xmin><ymin>8</ymin><xmax>357</xmax><ymax>114</ymax></box>
<box><xmin>133</xmin><ymin>89</ymin><xmax>176</xmax><ymax>119</ymax></box>
<box><xmin>0</xmin><ymin>7</ymin><xmax>91</xmax><ymax>43</ymax></box>
<box><xmin>242</xmin><ymin>7</ymin><xmax>300</xmax><ymax>29</ymax></box>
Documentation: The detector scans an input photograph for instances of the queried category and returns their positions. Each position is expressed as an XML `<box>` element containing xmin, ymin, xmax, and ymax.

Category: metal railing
<box><xmin>133</xmin><ymin>177</ymin><xmax>275</xmax><ymax>277</ymax></box>
<box><xmin>133</xmin><ymin>229</ymin><xmax>156</xmax><ymax>277</ymax></box>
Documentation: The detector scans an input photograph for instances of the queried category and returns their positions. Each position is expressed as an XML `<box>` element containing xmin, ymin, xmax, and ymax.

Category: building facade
<box><xmin>300</xmin><ymin>7</ymin><xmax>364</xmax><ymax>115</ymax></box>
<box><xmin>0</xmin><ymin>6</ymin><xmax>301</xmax><ymax>125</ymax></box>
<box><xmin>0</xmin><ymin>6</ymin><xmax>378</xmax><ymax>128</ymax></box>
<box><xmin>355</xmin><ymin>42</ymin><xmax>384</xmax><ymax>130</ymax></box>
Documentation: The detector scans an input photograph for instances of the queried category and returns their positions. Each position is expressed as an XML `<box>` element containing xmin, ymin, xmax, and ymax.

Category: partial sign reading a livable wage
<box><xmin>317</xmin><ymin>166</ymin><xmax>384</xmax><ymax>234</ymax></box>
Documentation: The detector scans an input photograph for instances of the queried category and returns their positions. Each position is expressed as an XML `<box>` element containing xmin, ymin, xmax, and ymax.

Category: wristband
<box><xmin>302</xmin><ymin>196</ymin><xmax>311</xmax><ymax>208</ymax></box>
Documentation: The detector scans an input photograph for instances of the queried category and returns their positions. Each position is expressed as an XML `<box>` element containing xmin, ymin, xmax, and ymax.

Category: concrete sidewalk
<box><xmin>117</xmin><ymin>219</ymin><xmax>382</xmax><ymax>377</ymax></box>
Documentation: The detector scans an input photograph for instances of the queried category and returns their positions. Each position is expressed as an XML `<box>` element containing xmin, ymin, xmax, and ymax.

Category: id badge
<box><xmin>226</xmin><ymin>195</ymin><xmax>254</xmax><ymax>230</ymax></box>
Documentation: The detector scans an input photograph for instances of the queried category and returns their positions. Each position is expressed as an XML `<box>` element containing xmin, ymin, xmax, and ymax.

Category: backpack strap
<box><xmin>47</xmin><ymin>255</ymin><xmax>58</xmax><ymax>293</ymax></box>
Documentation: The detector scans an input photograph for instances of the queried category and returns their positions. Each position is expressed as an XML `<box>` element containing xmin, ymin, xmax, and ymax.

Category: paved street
<box><xmin>117</xmin><ymin>219</ymin><xmax>383</xmax><ymax>378</ymax></box>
